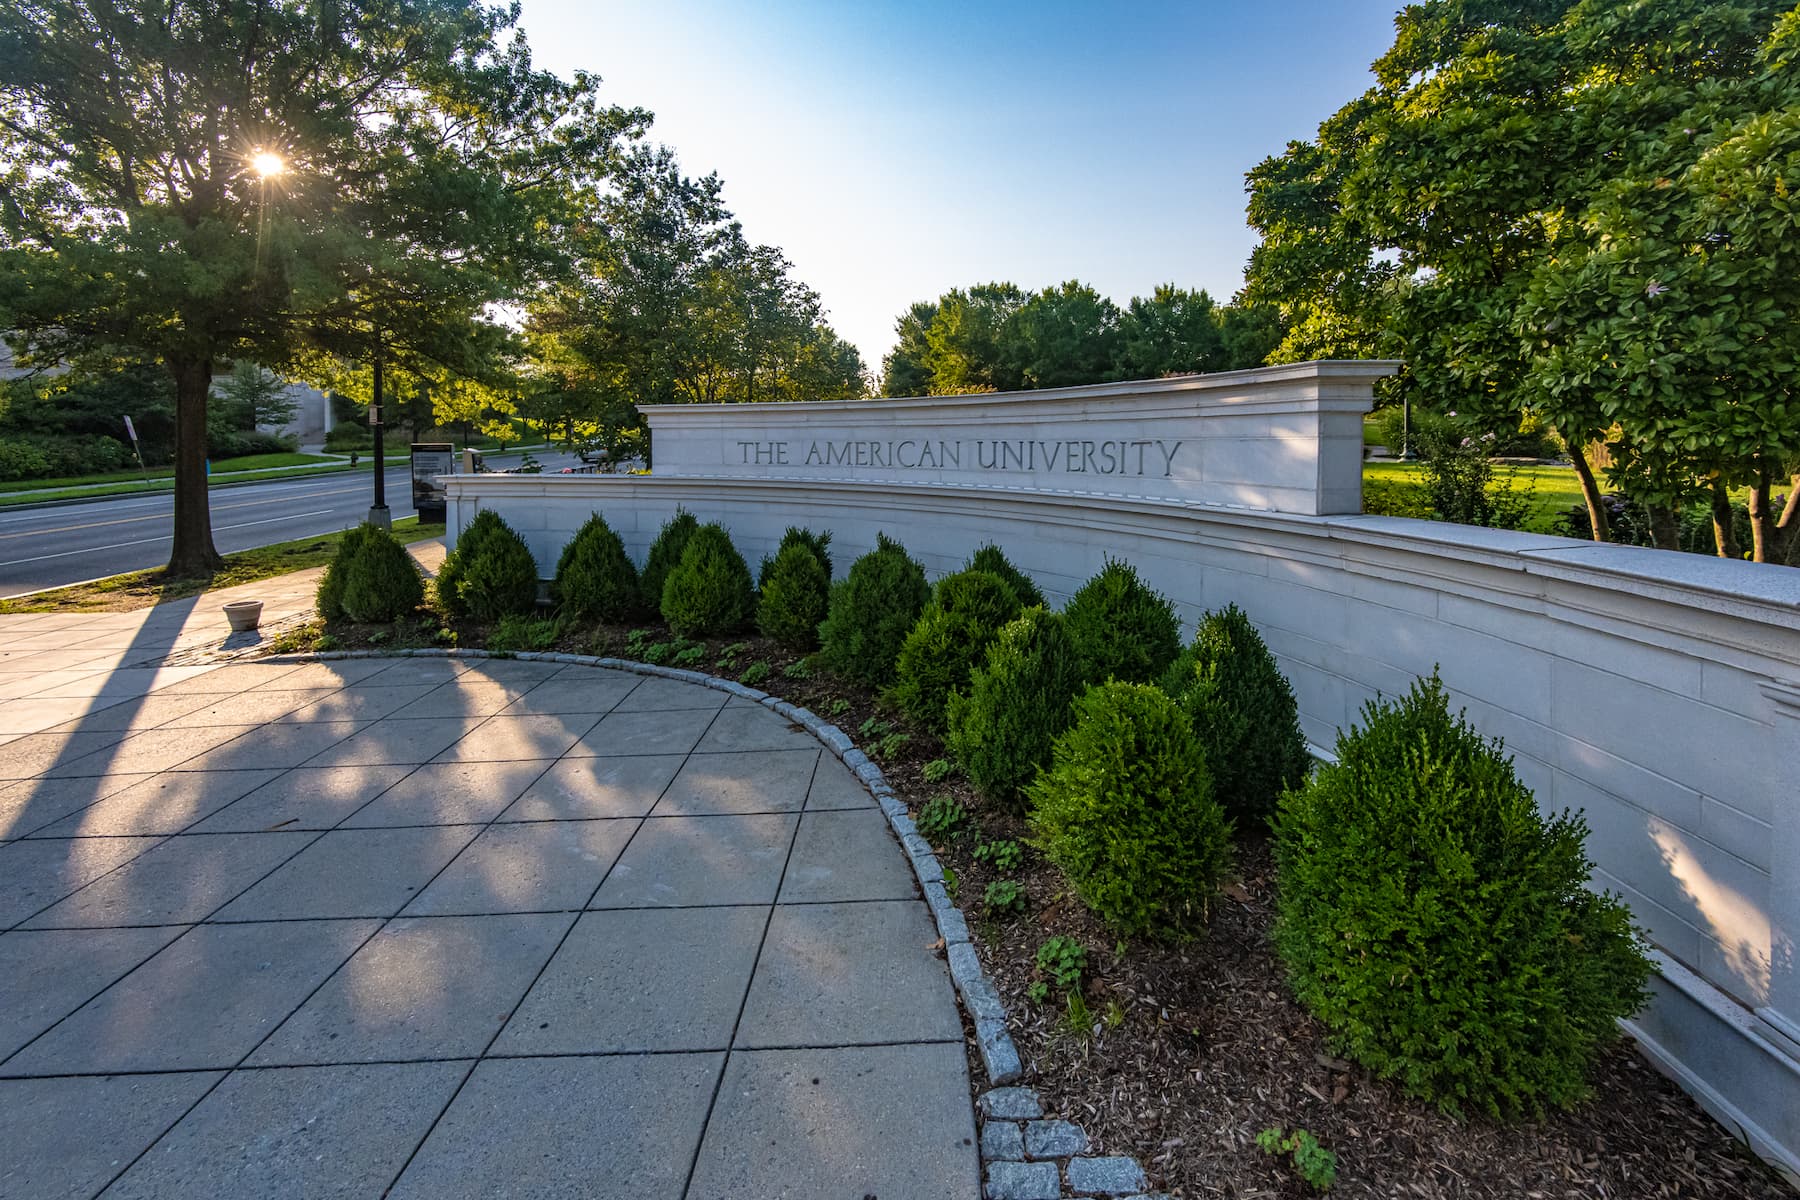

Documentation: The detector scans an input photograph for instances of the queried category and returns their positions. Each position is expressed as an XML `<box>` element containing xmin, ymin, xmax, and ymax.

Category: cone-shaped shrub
<box><xmin>1272</xmin><ymin>674</ymin><xmax>1652</xmax><ymax>1119</ymax></box>
<box><xmin>758</xmin><ymin>526</ymin><xmax>832</xmax><ymax>590</ymax></box>
<box><xmin>640</xmin><ymin>509</ymin><xmax>699</xmax><ymax>613</ymax></box>
<box><xmin>555</xmin><ymin>513</ymin><xmax>642</xmax><ymax>622</ymax></box>
<box><xmin>817</xmin><ymin>533</ymin><xmax>930</xmax><ymax>686</ymax></box>
<box><xmin>758</xmin><ymin>540</ymin><xmax>831</xmax><ymax>649</ymax></box>
<box><xmin>339</xmin><ymin>527</ymin><xmax>426</xmax><ymax>623</ymax></box>
<box><xmin>660</xmin><ymin>522</ymin><xmax>754</xmax><ymax>637</ymax></box>
<box><xmin>946</xmin><ymin>606</ymin><xmax>1085</xmax><ymax>810</ymax></box>
<box><xmin>968</xmin><ymin>543</ymin><xmax>1044</xmax><ymax>609</ymax></box>
<box><xmin>437</xmin><ymin>509</ymin><xmax>537</xmax><ymax>621</ymax></box>
<box><xmin>317</xmin><ymin>524</ymin><xmax>375</xmax><ymax>621</ymax></box>
<box><xmin>1161</xmin><ymin>604</ymin><xmax>1310</xmax><ymax>824</ymax></box>
<box><xmin>1063</xmin><ymin>558</ymin><xmax>1181</xmax><ymax>685</ymax></box>
<box><xmin>1029</xmin><ymin>681</ymin><xmax>1231</xmax><ymax>938</ymax></box>
<box><xmin>889</xmin><ymin>569</ymin><xmax>1022</xmax><ymax>733</ymax></box>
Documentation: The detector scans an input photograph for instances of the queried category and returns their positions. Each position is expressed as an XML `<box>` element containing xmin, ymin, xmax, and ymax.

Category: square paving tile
<box><xmin>501</xmin><ymin>671</ymin><xmax>642</xmax><ymax>715</ymax></box>
<box><xmin>275</xmin><ymin>684</ymin><xmax>438</xmax><ymax>725</ymax></box>
<box><xmin>175</xmin><ymin>720</ymin><xmax>365</xmax><ymax>772</ymax></box>
<box><xmin>653</xmin><ymin>749</ymin><xmax>819</xmax><ymax>816</ymax></box>
<box><xmin>248</xmin><ymin>913</ymin><xmax>575</xmax><ymax>1065</ymax></box>
<box><xmin>572</xmin><ymin>707</ymin><xmax>718</xmax><ymax>757</ymax></box>
<box><xmin>693</xmin><ymin>702</ymin><xmax>819</xmax><ymax>754</ymax></box>
<box><xmin>779</xmin><ymin>810</ymin><xmax>919</xmax><ymax>903</ymax></box>
<box><xmin>301</xmin><ymin>718</ymin><xmax>484</xmax><ymax>767</ymax></box>
<box><xmin>686</xmin><ymin>1044</ymin><xmax>978</xmax><ymax>1200</ymax></box>
<box><xmin>0</xmin><ymin>1073</ymin><xmax>222</xmax><ymax>1200</ymax></box>
<box><xmin>805</xmin><ymin>756</ymin><xmax>875</xmax><ymax>810</ymax></box>
<box><xmin>184</xmin><ymin>765</ymin><xmax>417</xmax><ymax>833</ymax></box>
<box><xmin>0</xmin><ymin>926</ymin><xmax>186</xmax><ymax>1060</ymax></box>
<box><xmin>607</xmin><ymin>674</ymin><xmax>727</xmax><ymax>712</ymax></box>
<box><xmin>28</xmin><ymin>770</ymin><xmax>283</xmax><ymax>838</ymax></box>
<box><xmin>402</xmin><ymin>820</ymin><xmax>636</xmax><ymax>916</ymax></box>
<box><xmin>340</xmin><ymin>760</ymin><xmax>552</xmax><ymax>827</ymax></box>
<box><xmin>45</xmin><ymin>724</ymin><xmax>257</xmax><ymax>778</ymax></box>
<box><xmin>3</xmin><ymin>920</ymin><xmax>378</xmax><ymax>1075</ymax></box>
<box><xmin>350</xmin><ymin>659</ymin><xmax>472</xmax><ymax>687</ymax></box>
<box><xmin>213</xmin><ymin>827</ymin><xmax>481</xmax><ymax>921</ymax></box>
<box><xmin>735</xmin><ymin>900</ymin><xmax>961</xmax><ymax>1047</ymax></box>
<box><xmin>161</xmin><ymin>689</ymin><xmax>342</xmax><ymax>729</ymax></box>
<box><xmin>386</xmin><ymin>683</ymin><xmax>525</xmax><ymax>721</ymax></box>
<box><xmin>41</xmin><ymin>691</ymin><xmax>231</xmax><ymax>735</ymax></box>
<box><xmin>151</xmin><ymin>663</ymin><xmax>304</xmax><ymax>694</ymax></box>
<box><xmin>103</xmin><ymin>1061</ymin><xmax>468</xmax><ymax>1200</ymax></box>
<box><xmin>0</xmin><ymin>729</ymin><xmax>132</xmax><ymax>780</ymax></box>
<box><xmin>0</xmin><ymin>773</ymin><xmax>151</xmax><ymax>841</ymax></box>
<box><xmin>386</xmin><ymin>1053</ymin><xmax>722</xmax><ymax>1200</ymax></box>
<box><xmin>459</xmin><ymin>659</ymin><xmax>566</xmax><ymax>686</ymax></box>
<box><xmin>501</xmin><ymin>755</ymin><xmax>684</xmax><ymax>821</ymax></box>
<box><xmin>0</xmin><ymin>696</ymin><xmax>143</xmax><ymax>737</ymax></box>
<box><xmin>431</xmin><ymin>714</ymin><xmax>601</xmax><ymax>763</ymax></box>
<box><xmin>263</xmin><ymin>659</ymin><xmax>396</xmax><ymax>689</ymax></box>
<box><xmin>21</xmin><ymin>832</ymin><xmax>312</xmax><ymax>928</ymax></box>
<box><xmin>494</xmin><ymin>906</ymin><xmax>766</xmax><ymax>1055</ymax></box>
<box><xmin>0</xmin><ymin>836</ymin><xmax>163</xmax><ymax>928</ymax></box>
<box><xmin>591</xmin><ymin>814</ymin><xmax>797</xmax><ymax>909</ymax></box>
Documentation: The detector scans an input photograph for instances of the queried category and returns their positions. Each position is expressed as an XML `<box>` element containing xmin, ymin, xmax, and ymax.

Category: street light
<box><xmin>367</xmin><ymin>335</ymin><xmax>391</xmax><ymax>531</ymax></box>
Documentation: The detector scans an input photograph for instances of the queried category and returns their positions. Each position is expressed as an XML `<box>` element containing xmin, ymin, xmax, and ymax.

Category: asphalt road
<box><xmin>0</xmin><ymin>449</ymin><xmax>583</xmax><ymax>597</ymax></box>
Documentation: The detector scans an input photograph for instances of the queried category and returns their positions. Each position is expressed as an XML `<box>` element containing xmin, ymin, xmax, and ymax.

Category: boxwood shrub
<box><xmin>436</xmin><ymin>510</ymin><xmax>537</xmax><ymax>621</ymax></box>
<box><xmin>1028</xmin><ymin>681</ymin><xmax>1231</xmax><ymax>939</ymax></box>
<box><xmin>660</xmin><ymin>522</ymin><xmax>755</xmax><ymax>637</ymax></box>
<box><xmin>316</xmin><ymin>524</ymin><xmax>373</xmax><ymax>621</ymax></box>
<box><xmin>889</xmin><ymin>569</ymin><xmax>1022</xmax><ymax>733</ymax></box>
<box><xmin>946</xmin><ymin>606</ymin><xmax>1085</xmax><ymax>810</ymax></box>
<box><xmin>817</xmin><ymin>533</ymin><xmax>930</xmax><ymax>686</ymax></box>
<box><xmin>554</xmin><ymin>512</ymin><xmax>642</xmax><ymax>622</ymax></box>
<box><xmin>758</xmin><ymin>526</ymin><xmax>832</xmax><ymax>590</ymax></box>
<box><xmin>640</xmin><ymin>509</ymin><xmax>699</xmax><ymax>613</ymax></box>
<box><xmin>757</xmin><ymin>540</ymin><xmax>831</xmax><ymax>649</ymax></box>
<box><xmin>1063</xmin><ymin>557</ymin><xmax>1182</xmax><ymax>685</ymax></box>
<box><xmin>318</xmin><ymin>524</ymin><xmax>423</xmax><ymax>623</ymax></box>
<box><xmin>967</xmin><ymin>543</ymin><xmax>1044</xmax><ymax>609</ymax></box>
<box><xmin>1272</xmin><ymin>674</ymin><xmax>1652</xmax><ymax>1118</ymax></box>
<box><xmin>1161</xmin><ymin>603</ymin><xmax>1310</xmax><ymax>823</ymax></box>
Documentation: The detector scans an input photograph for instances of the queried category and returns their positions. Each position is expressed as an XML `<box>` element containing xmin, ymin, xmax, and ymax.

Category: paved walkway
<box><xmin>0</xmin><ymin>654</ymin><xmax>979</xmax><ymax>1198</ymax></box>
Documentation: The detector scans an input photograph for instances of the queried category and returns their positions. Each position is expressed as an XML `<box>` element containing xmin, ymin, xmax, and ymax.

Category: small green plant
<box><xmin>758</xmin><ymin>539</ymin><xmax>832</xmax><ymax>650</ymax></box>
<box><xmin>915</xmin><ymin>795</ymin><xmax>967</xmax><ymax>842</ymax></box>
<box><xmin>858</xmin><ymin>715</ymin><xmax>894</xmax><ymax>739</ymax></box>
<box><xmin>314</xmin><ymin>632</ymin><xmax>341</xmax><ymax>651</ymax></box>
<box><xmin>640</xmin><ymin>509</ymin><xmax>700</xmax><ymax>612</ymax></box>
<box><xmin>739</xmin><ymin>661</ymin><xmax>771</xmax><ymax>687</ymax></box>
<box><xmin>1063</xmin><ymin>557</ymin><xmax>1182</xmax><ymax>686</ymax></box>
<box><xmin>367</xmin><ymin>628</ymin><xmax>390</xmax><ymax>645</ymax></box>
<box><xmin>671</xmin><ymin>643</ymin><xmax>707</xmax><ymax>668</ymax></box>
<box><xmin>1027</xmin><ymin>981</ymin><xmax>1049</xmax><ymax>1005</ymax></box>
<box><xmin>489</xmin><ymin>614</ymin><xmax>560</xmax><ymax>653</ymax></box>
<box><xmin>716</xmin><ymin>641</ymin><xmax>751</xmax><ymax>671</ymax></box>
<box><xmin>1104</xmin><ymin>998</ymin><xmax>1126</xmax><ymax>1029</ymax></box>
<box><xmin>983</xmin><ymin>879</ymin><xmax>1026</xmax><ymax>916</ymax></box>
<box><xmin>942</xmin><ymin>863</ymin><xmax>959</xmax><ymax>901</ymax></box>
<box><xmin>782</xmin><ymin>658</ymin><xmax>813</xmax><ymax>680</ymax></box>
<box><xmin>1061</xmin><ymin>989</ymin><xmax>1093</xmax><ymax>1037</ymax></box>
<box><xmin>826</xmin><ymin>697</ymin><xmax>850</xmax><ymax>717</ymax></box>
<box><xmin>973</xmin><ymin>839</ymin><xmax>1024</xmax><ymax>873</ymax></box>
<box><xmin>431</xmin><ymin>627</ymin><xmax>455</xmax><ymax>645</ymax></box>
<box><xmin>921</xmin><ymin>757</ymin><xmax>956</xmax><ymax>784</ymax></box>
<box><xmin>817</xmin><ymin>533</ymin><xmax>930</xmax><ymax>686</ymax></box>
<box><xmin>553</xmin><ymin>511</ymin><xmax>642</xmax><ymax>622</ymax></box>
<box><xmin>945</xmin><ymin>607</ymin><xmax>1085</xmax><ymax>811</ymax></box>
<box><xmin>660</xmin><ymin>522</ymin><xmax>755</xmax><ymax>637</ymax></box>
<box><xmin>624</xmin><ymin>628</ymin><xmax>653</xmax><ymax>655</ymax></box>
<box><xmin>872</xmin><ymin>731</ymin><xmax>910</xmax><ymax>761</ymax></box>
<box><xmin>1034</xmin><ymin>935</ymin><xmax>1086</xmax><ymax>992</ymax></box>
<box><xmin>640</xmin><ymin>641</ymin><xmax>675</xmax><ymax>665</ymax></box>
<box><xmin>1257</xmin><ymin>1128</ymin><xmax>1338</xmax><ymax>1192</ymax></box>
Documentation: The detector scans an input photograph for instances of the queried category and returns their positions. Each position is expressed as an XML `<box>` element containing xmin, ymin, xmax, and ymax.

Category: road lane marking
<box><xmin>0</xmin><ymin>508</ymin><xmax>336</xmax><ymax>567</ymax></box>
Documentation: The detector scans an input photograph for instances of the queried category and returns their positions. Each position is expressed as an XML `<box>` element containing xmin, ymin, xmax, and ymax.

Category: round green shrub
<box><xmin>339</xmin><ymin>528</ymin><xmax>426</xmax><ymax>622</ymax></box>
<box><xmin>317</xmin><ymin>524</ymin><xmax>375</xmax><ymax>621</ymax></box>
<box><xmin>758</xmin><ymin>526</ymin><xmax>832</xmax><ymax>590</ymax></box>
<box><xmin>1028</xmin><ymin>681</ymin><xmax>1231</xmax><ymax>939</ymax></box>
<box><xmin>889</xmin><ymin>569</ymin><xmax>1022</xmax><ymax>733</ymax></box>
<box><xmin>555</xmin><ymin>512</ymin><xmax>642</xmax><ymax>622</ymax></box>
<box><xmin>945</xmin><ymin>606</ymin><xmax>1085</xmax><ymax>810</ymax></box>
<box><xmin>660</xmin><ymin>522</ymin><xmax>755</xmax><ymax>637</ymax></box>
<box><xmin>816</xmin><ymin>533</ymin><xmax>930</xmax><ymax>687</ymax></box>
<box><xmin>968</xmin><ymin>543</ymin><xmax>1045</xmax><ymax>608</ymax></box>
<box><xmin>640</xmin><ymin>509</ymin><xmax>700</xmax><ymax>612</ymax></box>
<box><xmin>1272</xmin><ymin>674</ymin><xmax>1652</xmax><ymax>1119</ymax></box>
<box><xmin>440</xmin><ymin>510</ymin><xmax>537</xmax><ymax>622</ymax></box>
<box><xmin>758</xmin><ymin>540</ymin><xmax>831</xmax><ymax>649</ymax></box>
<box><xmin>1063</xmin><ymin>558</ymin><xmax>1182</xmax><ymax>685</ymax></box>
<box><xmin>1161</xmin><ymin>603</ymin><xmax>1311</xmax><ymax>824</ymax></box>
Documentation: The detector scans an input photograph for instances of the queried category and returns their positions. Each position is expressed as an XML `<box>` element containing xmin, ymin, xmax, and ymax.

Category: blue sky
<box><xmin>514</xmin><ymin>0</ymin><xmax>1401</xmax><ymax>374</ymax></box>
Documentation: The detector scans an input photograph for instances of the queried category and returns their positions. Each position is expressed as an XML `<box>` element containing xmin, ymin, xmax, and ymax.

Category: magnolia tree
<box><xmin>0</xmin><ymin>0</ymin><xmax>642</xmax><ymax>573</ymax></box>
<box><xmin>1244</xmin><ymin>0</ymin><xmax>1800</xmax><ymax>560</ymax></box>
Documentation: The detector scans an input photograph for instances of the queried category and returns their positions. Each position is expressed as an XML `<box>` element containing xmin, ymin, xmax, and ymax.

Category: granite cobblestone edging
<box><xmin>267</xmin><ymin>647</ymin><xmax>1165</xmax><ymax>1200</ymax></box>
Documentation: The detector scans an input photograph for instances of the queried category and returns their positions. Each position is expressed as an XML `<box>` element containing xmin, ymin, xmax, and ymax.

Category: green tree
<box><xmin>921</xmin><ymin>283</ymin><xmax>1026</xmax><ymax>394</ymax></box>
<box><xmin>214</xmin><ymin>361</ymin><xmax>297</xmax><ymax>431</ymax></box>
<box><xmin>0</xmin><ymin>0</ymin><xmax>641</xmax><ymax>573</ymax></box>
<box><xmin>1115</xmin><ymin>286</ymin><xmax>1226</xmax><ymax>379</ymax></box>
<box><xmin>880</xmin><ymin>301</ymin><xmax>938</xmax><ymax>396</ymax></box>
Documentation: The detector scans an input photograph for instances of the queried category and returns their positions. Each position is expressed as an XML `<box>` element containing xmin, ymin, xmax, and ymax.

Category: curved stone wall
<box><xmin>443</xmin><ymin>471</ymin><xmax>1800</xmax><ymax>1181</ymax></box>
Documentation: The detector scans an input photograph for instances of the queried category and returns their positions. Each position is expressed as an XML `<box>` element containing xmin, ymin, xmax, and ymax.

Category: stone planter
<box><xmin>222</xmin><ymin>600</ymin><xmax>263</xmax><ymax>632</ymax></box>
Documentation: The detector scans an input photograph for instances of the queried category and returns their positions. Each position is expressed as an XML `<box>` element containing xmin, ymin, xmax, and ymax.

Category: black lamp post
<box><xmin>367</xmin><ymin>340</ymin><xmax>391</xmax><ymax>530</ymax></box>
<box><xmin>1399</xmin><ymin>392</ymin><xmax>1417</xmax><ymax>461</ymax></box>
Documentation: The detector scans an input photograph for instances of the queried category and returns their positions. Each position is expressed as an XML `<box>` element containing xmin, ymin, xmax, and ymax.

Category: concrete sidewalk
<box><xmin>0</xmin><ymin>654</ymin><xmax>978</xmax><ymax>1198</ymax></box>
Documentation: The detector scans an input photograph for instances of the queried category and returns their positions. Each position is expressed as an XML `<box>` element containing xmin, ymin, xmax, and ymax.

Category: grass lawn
<box><xmin>0</xmin><ymin>517</ymin><xmax>446</xmax><ymax>615</ymax></box>
<box><xmin>0</xmin><ymin>455</ymin><xmax>411</xmax><ymax>508</ymax></box>
<box><xmin>0</xmin><ymin>451</ymin><xmax>338</xmax><ymax>494</ymax></box>
<box><xmin>1363</xmin><ymin>459</ymin><xmax>1592</xmax><ymax>532</ymax></box>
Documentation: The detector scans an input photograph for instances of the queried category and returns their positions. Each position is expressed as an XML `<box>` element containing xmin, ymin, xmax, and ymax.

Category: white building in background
<box><xmin>257</xmin><ymin>380</ymin><xmax>334</xmax><ymax>446</ymax></box>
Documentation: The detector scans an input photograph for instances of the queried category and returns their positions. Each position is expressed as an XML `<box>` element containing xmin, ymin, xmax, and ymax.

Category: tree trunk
<box><xmin>167</xmin><ymin>357</ymin><xmax>223</xmax><ymax>576</ymax></box>
<box><xmin>1780</xmin><ymin>474</ymin><xmax>1799</xmax><ymax>531</ymax></box>
<box><xmin>1747</xmin><ymin>460</ymin><xmax>1773</xmax><ymax>565</ymax></box>
<box><xmin>1646</xmin><ymin>504</ymin><xmax>1682</xmax><ymax>552</ymax></box>
<box><xmin>1709</xmin><ymin>479</ymin><xmax>1740</xmax><ymax>560</ymax></box>
<box><xmin>1567</xmin><ymin>440</ymin><xmax>1611</xmax><ymax>542</ymax></box>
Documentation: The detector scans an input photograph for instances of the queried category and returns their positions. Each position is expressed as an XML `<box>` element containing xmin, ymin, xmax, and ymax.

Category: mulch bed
<box><xmin>282</xmin><ymin>617</ymin><xmax>1794</xmax><ymax>1198</ymax></box>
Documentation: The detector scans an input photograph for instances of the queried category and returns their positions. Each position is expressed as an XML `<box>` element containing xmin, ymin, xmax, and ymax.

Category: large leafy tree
<box><xmin>0</xmin><ymin>0</ymin><xmax>642</xmax><ymax>573</ymax></box>
<box><xmin>1244</xmin><ymin>0</ymin><xmax>1800</xmax><ymax>559</ymax></box>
